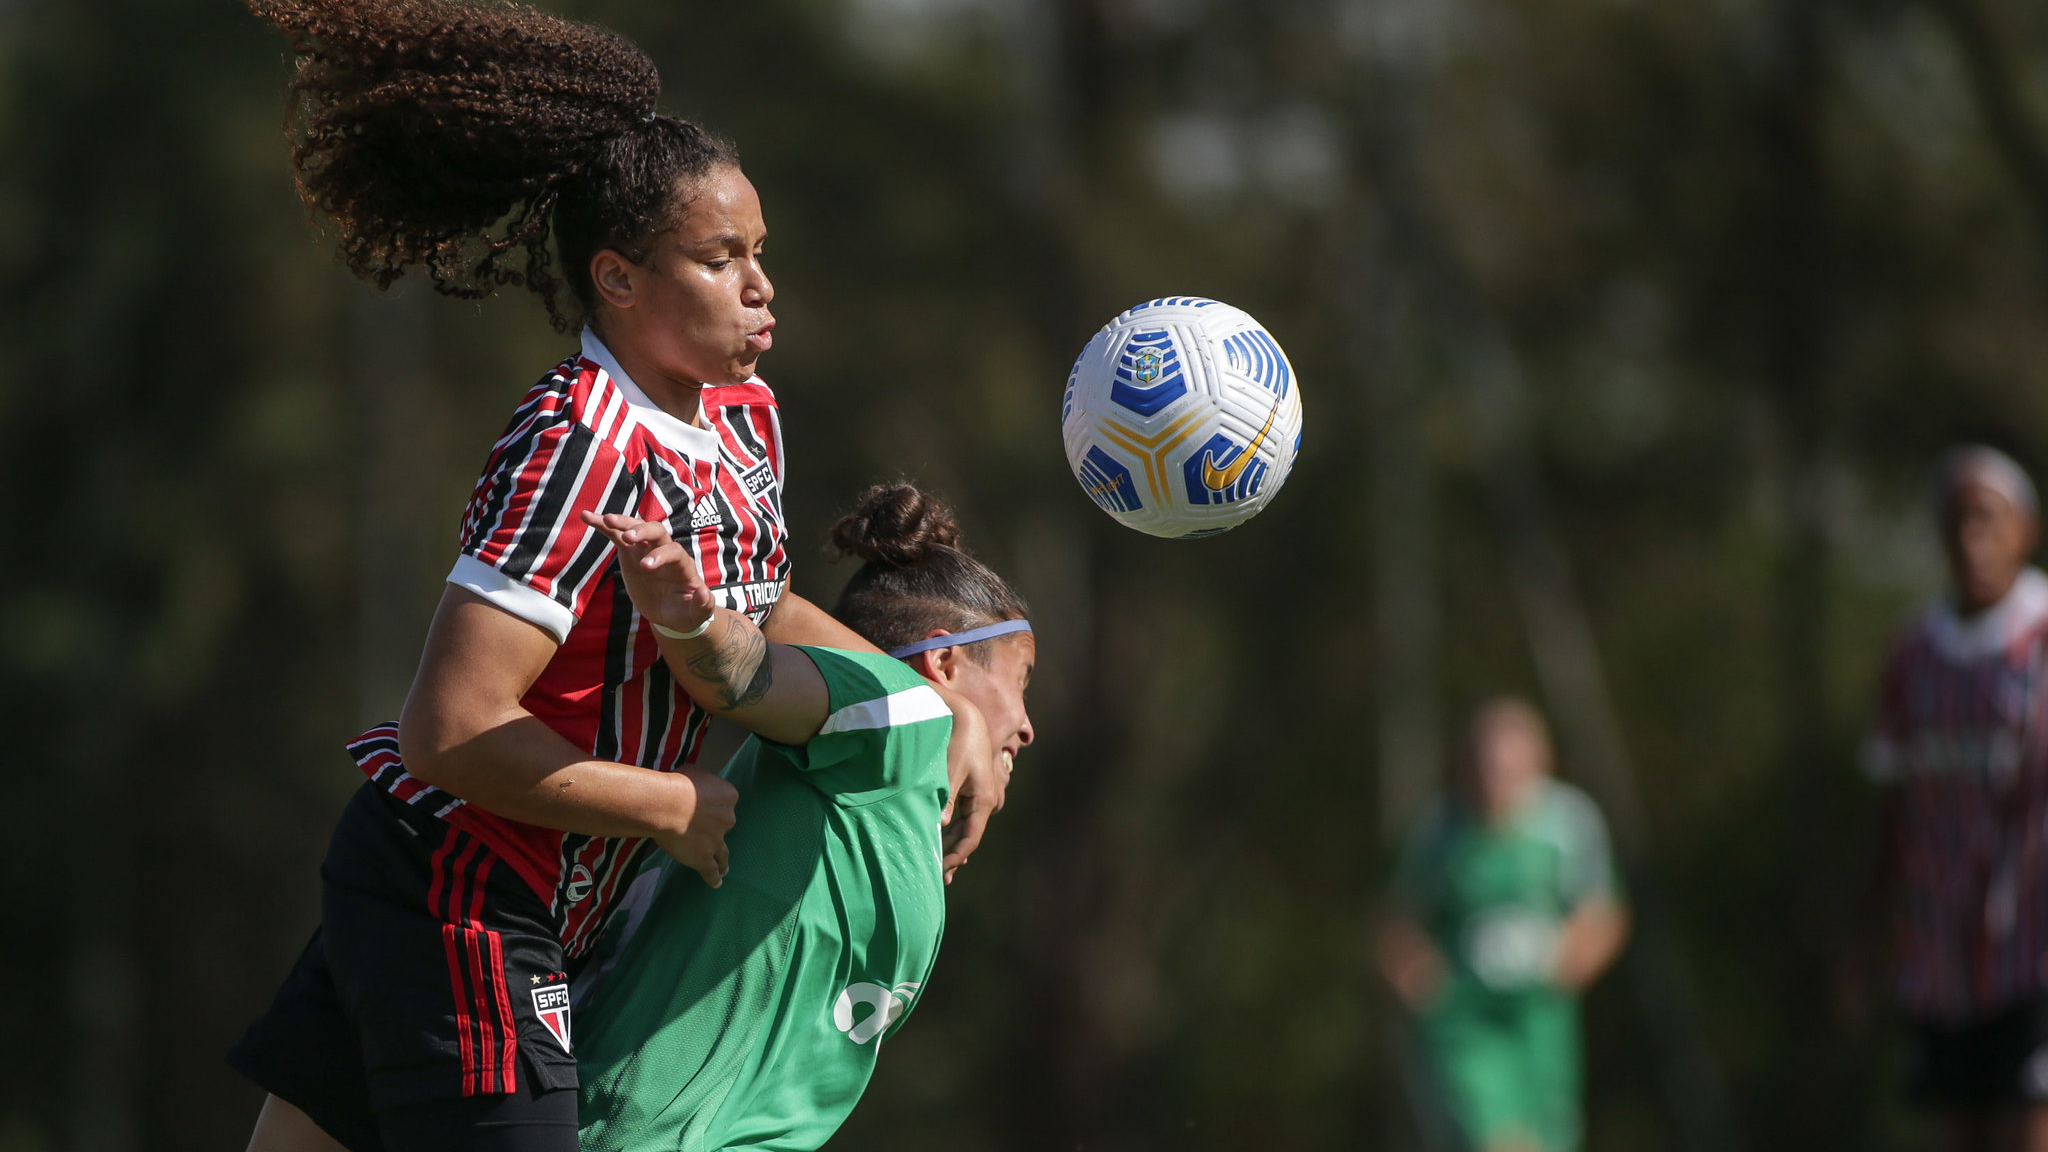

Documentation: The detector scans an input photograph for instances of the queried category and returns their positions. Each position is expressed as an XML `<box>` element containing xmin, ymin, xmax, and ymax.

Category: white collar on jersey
<box><xmin>580</xmin><ymin>328</ymin><xmax>721</xmax><ymax>459</ymax></box>
<box><xmin>1928</xmin><ymin>566</ymin><xmax>2048</xmax><ymax>661</ymax></box>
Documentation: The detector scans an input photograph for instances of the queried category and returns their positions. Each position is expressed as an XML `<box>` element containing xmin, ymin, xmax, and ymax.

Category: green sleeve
<box><xmin>1554</xmin><ymin>784</ymin><xmax>1621</xmax><ymax>909</ymax></box>
<box><xmin>759</xmin><ymin>646</ymin><xmax>953</xmax><ymax>806</ymax></box>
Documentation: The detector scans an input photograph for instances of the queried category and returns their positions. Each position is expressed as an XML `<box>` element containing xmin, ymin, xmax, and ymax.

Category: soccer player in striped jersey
<box><xmin>1864</xmin><ymin>447</ymin><xmax>2048</xmax><ymax>1152</ymax></box>
<box><xmin>230</xmin><ymin>5</ymin><xmax>1000</xmax><ymax>1151</ymax></box>
<box><xmin>570</xmin><ymin>483</ymin><xmax>1034</xmax><ymax>1152</ymax></box>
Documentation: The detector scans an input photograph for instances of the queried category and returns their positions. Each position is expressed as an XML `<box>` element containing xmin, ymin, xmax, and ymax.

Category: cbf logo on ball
<box><xmin>1060</xmin><ymin>297</ymin><xmax>1304</xmax><ymax>538</ymax></box>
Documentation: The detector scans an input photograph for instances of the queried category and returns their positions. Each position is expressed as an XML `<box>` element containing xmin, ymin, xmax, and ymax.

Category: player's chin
<box><xmin>718</xmin><ymin>352</ymin><xmax>763</xmax><ymax>384</ymax></box>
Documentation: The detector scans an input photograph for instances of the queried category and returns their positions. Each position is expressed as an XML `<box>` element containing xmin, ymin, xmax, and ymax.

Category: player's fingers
<box><xmin>581</xmin><ymin>509</ymin><xmax>645</xmax><ymax>534</ymax></box>
<box><xmin>942</xmin><ymin>802</ymin><xmax>990</xmax><ymax>871</ymax></box>
<box><xmin>637</xmin><ymin>541</ymin><xmax>681</xmax><ymax>569</ymax></box>
<box><xmin>640</xmin><ymin>541</ymin><xmax>699</xmax><ymax>575</ymax></box>
<box><xmin>986</xmin><ymin>756</ymin><xmax>1010</xmax><ymax>813</ymax></box>
<box><xmin>578</xmin><ymin>509</ymin><xmax>630</xmax><ymax>546</ymax></box>
<box><xmin>622</xmin><ymin>518</ymin><xmax>675</xmax><ymax>547</ymax></box>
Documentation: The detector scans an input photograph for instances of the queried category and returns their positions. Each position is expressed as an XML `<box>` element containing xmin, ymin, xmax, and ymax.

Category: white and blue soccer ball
<box><xmin>1060</xmin><ymin>297</ymin><xmax>1304</xmax><ymax>539</ymax></box>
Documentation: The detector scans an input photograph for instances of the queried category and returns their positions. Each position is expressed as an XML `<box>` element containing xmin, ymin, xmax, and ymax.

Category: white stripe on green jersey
<box><xmin>817</xmin><ymin>685</ymin><xmax>951</xmax><ymax>734</ymax></box>
<box><xmin>574</xmin><ymin>647</ymin><xmax>953</xmax><ymax>1152</ymax></box>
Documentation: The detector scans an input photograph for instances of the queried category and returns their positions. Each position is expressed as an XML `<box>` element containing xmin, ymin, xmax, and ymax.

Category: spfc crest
<box><xmin>739</xmin><ymin>461</ymin><xmax>777</xmax><ymax>498</ymax></box>
<box><xmin>532</xmin><ymin>982</ymin><xmax>572</xmax><ymax>1052</ymax></box>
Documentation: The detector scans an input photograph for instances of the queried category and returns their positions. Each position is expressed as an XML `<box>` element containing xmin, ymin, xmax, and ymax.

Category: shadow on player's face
<box><xmin>1943</xmin><ymin>477</ymin><xmax>2038</xmax><ymax>615</ymax></box>
<box><xmin>1458</xmin><ymin>700</ymin><xmax>1552</xmax><ymax>825</ymax></box>
<box><xmin>589</xmin><ymin>164</ymin><xmax>777</xmax><ymax>389</ymax></box>
<box><xmin>946</xmin><ymin>634</ymin><xmax>1036</xmax><ymax>776</ymax></box>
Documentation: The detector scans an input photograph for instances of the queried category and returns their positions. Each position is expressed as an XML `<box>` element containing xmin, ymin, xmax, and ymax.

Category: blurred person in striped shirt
<box><xmin>1865</xmin><ymin>446</ymin><xmax>2048</xmax><ymax>1152</ymax></box>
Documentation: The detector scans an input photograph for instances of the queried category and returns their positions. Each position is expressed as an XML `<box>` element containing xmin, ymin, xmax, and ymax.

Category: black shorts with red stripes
<box><xmin>229</xmin><ymin>783</ymin><xmax>580</xmax><ymax>1152</ymax></box>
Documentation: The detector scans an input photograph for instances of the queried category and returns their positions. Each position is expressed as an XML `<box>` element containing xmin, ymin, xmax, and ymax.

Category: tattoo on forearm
<box><xmin>684</xmin><ymin>619</ymin><xmax>776</xmax><ymax>710</ymax></box>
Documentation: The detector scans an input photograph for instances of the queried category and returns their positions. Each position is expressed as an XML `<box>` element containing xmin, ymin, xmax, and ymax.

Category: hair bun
<box><xmin>829</xmin><ymin>483</ymin><xmax>962</xmax><ymax>568</ymax></box>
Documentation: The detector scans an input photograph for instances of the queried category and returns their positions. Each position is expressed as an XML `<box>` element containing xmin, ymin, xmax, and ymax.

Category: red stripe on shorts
<box><xmin>487</xmin><ymin>928</ymin><xmax>519</xmax><ymax>1093</ymax></box>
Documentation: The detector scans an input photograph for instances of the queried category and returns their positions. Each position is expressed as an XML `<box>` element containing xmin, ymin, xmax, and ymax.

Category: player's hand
<box><xmin>942</xmin><ymin>748</ymin><xmax>1010</xmax><ymax>884</ymax></box>
<box><xmin>579</xmin><ymin>510</ymin><xmax>715</xmax><ymax>636</ymax></box>
<box><xmin>1377</xmin><ymin>916</ymin><xmax>1446</xmax><ymax>1010</ymax></box>
<box><xmin>937</xmin><ymin>692</ymin><xmax>1005</xmax><ymax>884</ymax></box>
<box><xmin>652</xmin><ymin>767</ymin><xmax>738</xmax><ymax>888</ymax></box>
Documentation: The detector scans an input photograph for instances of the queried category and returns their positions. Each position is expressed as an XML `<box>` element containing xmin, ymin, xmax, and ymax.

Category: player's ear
<box><xmin>590</xmin><ymin>249</ymin><xmax>637</xmax><ymax>311</ymax></box>
<box><xmin>917</xmin><ymin>641</ymin><xmax>966</xmax><ymax>687</ymax></box>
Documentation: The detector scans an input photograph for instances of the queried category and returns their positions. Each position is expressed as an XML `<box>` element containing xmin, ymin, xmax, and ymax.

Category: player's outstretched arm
<box><xmin>1376</xmin><ymin>912</ymin><xmax>1446</xmax><ymax>1010</ymax></box>
<box><xmin>399</xmin><ymin>587</ymin><xmax>736</xmax><ymax>887</ymax></box>
<box><xmin>582</xmin><ymin>511</ymin><xmax>830</xmax><ymax>745</ymax></box>
<box><xmin>587</xmin><ymin>510</ymin><xmax>1010</xmax><ymax>880</ymax></box>
<box><xmin>762</xmin><ymin>586</ymin><xmax>886</xmax><ymax>654</ymax></box>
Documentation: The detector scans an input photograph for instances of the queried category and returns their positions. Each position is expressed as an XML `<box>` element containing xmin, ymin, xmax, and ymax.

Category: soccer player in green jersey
<box><xmin>1378</xmin><ymin>698</ymin><xmax>1631</xmax><ymax>1152</ymax></box>
<box><xmin>570</xmin><ymin>484</ymin><xmax>1035</xmax><ymax>1152</ymax></box>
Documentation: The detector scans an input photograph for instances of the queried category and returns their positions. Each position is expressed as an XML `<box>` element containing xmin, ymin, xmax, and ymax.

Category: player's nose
<box><xmin>1015</xmin><ymin>712</ymin><xmax>1034</xmax><ymax>748</ymax></box>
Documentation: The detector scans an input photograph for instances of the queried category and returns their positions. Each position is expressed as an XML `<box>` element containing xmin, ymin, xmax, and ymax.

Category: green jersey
<box><xmin>575</xmin><ymin>647</ymin><xmax>953</xmax><ymax>1152</ymax></box>
<box><xmin>1393</xmin><ymin>779</ymin><xmax>1619</xmax><ymax>1152</ymax></box>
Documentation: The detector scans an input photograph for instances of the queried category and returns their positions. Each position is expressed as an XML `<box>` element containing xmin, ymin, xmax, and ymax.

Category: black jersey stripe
<box><xmin>569</xmin><ymin>855</ymin><xmax>638</xmax><ymax>957</ymax></box>
<box><xmin>474</xmin><ymin>413</ymin><xmax>559</xmax><ymax>568</ymax></box>
<box><xmin>592</xmin><ymin>577</ymin><xmax>633</xmax><ymax>763</ymax></box>
<box><xmin>550</xmin><ymin>463</ymin><xmax>643</xmax><ymax>618</ymax></box>
<box><xmin>725</xmin><ymin>410</ymin><xmax>767</xmax><ymax>462</ymax></box>
<box><xmin>351</xmin><ymin>733</ymin><xmax>401</xmax><ymax>757</ymax></box>
<box><xmin>742</xmin><ymin>493</ymin><xmax>783</xmax><ymax>586</ymax></box>
<box><xmin>551</xmin><ymin>832</ymin><xmax>592</xmax><ymax>918</ymax></box>
<box><xmin>709</xmin><ymin>488</ymin><xmax>744</xmax><ymax>588</ymax></box>
<box><xmin>466</xmin><ymin>379</ymin><xmax>564</xmax><ymax>549</ymax></box>
<box><xmin>643</xmin><ymin>459</ymin><xmax>693</xmax><ymax>529</ymax></box>
<box><xmin>500</xmin><ymin>421</ymin><xmax>602</xmax><ymax>581</ymax></box>
<box><xmin>563</xmin><ymin>833</ymin><xmax>628</xmax><ymax>958</ymax></box>
<box><xmin>639</xmin><ymin>653</ymin><xmax>675</xmax><ymax>770</ymax></box>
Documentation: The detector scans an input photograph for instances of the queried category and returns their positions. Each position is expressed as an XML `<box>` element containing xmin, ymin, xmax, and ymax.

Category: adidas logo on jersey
<box><xmin>688</xmin><ymin>493</ymin><xmax>724</xmax><ymax>531</ymax></box>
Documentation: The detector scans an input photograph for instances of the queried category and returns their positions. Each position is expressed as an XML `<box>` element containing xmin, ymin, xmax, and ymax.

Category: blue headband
<box><xmin>887</xmin><ymin>619</ymin><xmax>1034</xmax><ymax>659</ymax></box>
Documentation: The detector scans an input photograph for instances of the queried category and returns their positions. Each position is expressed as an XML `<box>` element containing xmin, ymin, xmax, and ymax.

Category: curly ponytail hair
<box><xmin>252</xmin><ymin>0</ymin><xmax>738</xmax><ymax>330</ymax></box>
<box><xmin>828</xmin><ymin>484</ymin><xmax>1030</xmax><ymax>662</ymax></box>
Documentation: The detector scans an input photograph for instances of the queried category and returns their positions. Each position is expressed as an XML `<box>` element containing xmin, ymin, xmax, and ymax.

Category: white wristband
<box><xmin>651</xmin><ymin>614</ymin><xmax>714</xmax><ymax>641</ymax></box>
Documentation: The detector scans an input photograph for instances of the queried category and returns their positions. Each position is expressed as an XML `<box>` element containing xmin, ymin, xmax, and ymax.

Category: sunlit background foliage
<box><xmin>4</xmin><ymin>0</ymin><xmax>2048</xmax><ymax>1147</ymax></box>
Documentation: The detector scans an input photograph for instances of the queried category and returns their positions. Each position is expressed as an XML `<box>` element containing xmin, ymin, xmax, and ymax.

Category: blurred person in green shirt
<box><xmin>1378</xmin><ymin>698</ymin><xmax>1631</xmax><ymax>1152</ymax></box>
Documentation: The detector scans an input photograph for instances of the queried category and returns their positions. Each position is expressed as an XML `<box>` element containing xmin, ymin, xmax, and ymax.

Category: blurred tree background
<box><xmin>3</xmin><ymin>0</ymin><xmax>2047</xmax><ymax>1146</ymax></box>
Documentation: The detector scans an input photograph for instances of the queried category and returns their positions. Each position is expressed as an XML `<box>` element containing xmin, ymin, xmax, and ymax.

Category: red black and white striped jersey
<box><xmin>1866</xmin><ymin>568</ymin><xmax>2048</xmax><ymax>1021</ymax></box>
<box><xmin>350</xmin><ymin>329</ymin><xmax>791</xmax><ymax>958</ymax></box>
